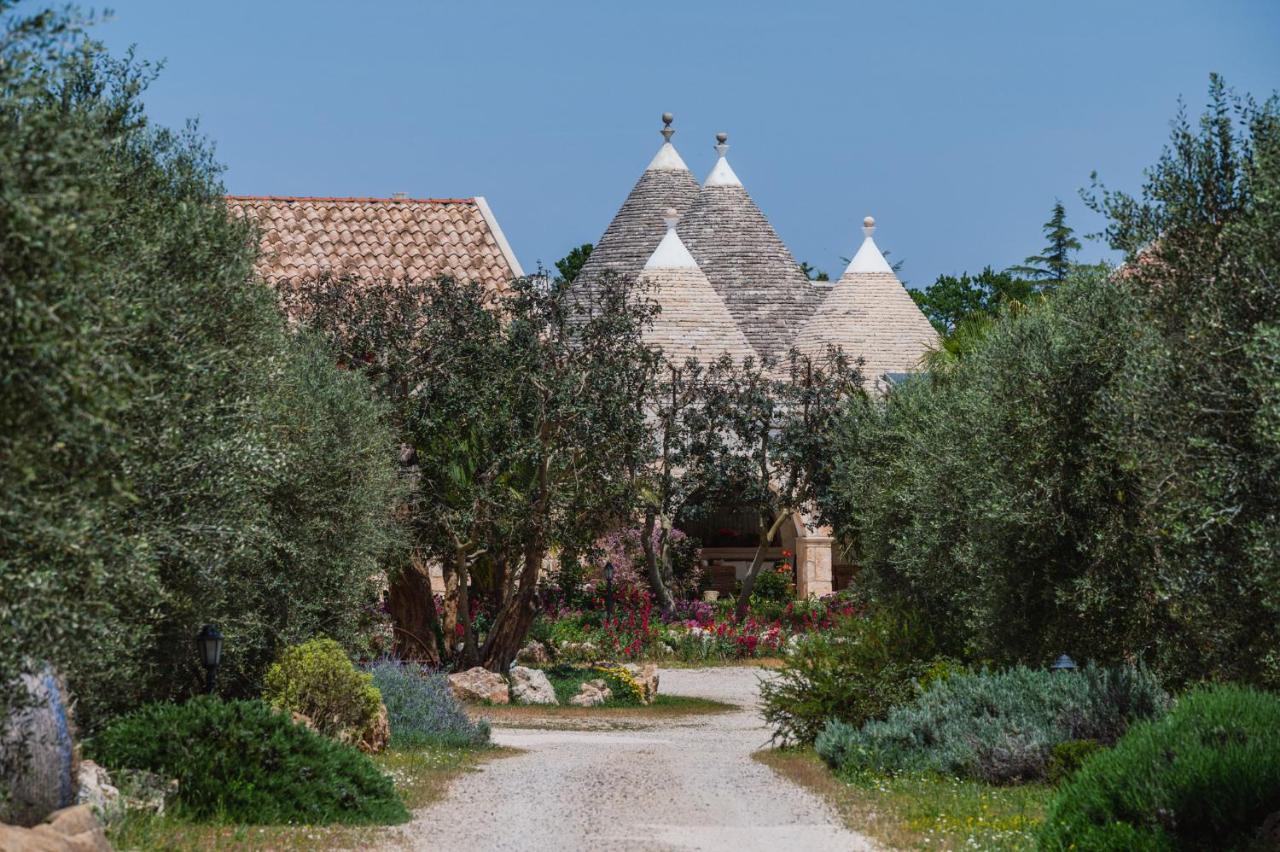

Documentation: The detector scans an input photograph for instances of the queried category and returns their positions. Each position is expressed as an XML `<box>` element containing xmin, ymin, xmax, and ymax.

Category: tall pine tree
<box><xmin>1010</xmin><ymin>200</ymin><xmax>1081</xmax><ymax>283</ymax></box>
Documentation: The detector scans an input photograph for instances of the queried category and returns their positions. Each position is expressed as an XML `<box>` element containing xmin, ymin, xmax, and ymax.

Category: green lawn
<box><xmin>105</xmin><ymin>743</ymin><xmax>514</xmax><ymax>851</ymax></box>
<box><xmin>755</xmin><ymin>748</ymin><xmax>1051</xmax><ymax>850</ymax></box>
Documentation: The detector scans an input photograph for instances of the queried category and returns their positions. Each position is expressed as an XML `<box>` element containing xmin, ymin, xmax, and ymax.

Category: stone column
<box><xmin>795</xmin><ymin>531</ymin><xmax>834</xmax><ymax>598</ymax></box>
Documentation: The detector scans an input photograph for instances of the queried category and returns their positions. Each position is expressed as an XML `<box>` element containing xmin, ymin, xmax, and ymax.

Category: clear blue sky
<box><xmin>95</xmin><ymin>0</ymin><xmax>1278</xmax><ymax>287</ymax></box>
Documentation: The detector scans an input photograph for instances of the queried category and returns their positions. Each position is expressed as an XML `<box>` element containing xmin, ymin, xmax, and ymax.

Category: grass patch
<box><xmin>475</xmin><ymin>693</ymin><xmax>733</xmax><ymax>728</ymax></box>
<box><xmin>755</xmin><ymin>747</ymin><xmax>1050</xmax><ymax>850</ymax></box>
<box><xmin>105</xmin><ymin>743</ymin><xmax>514</xmax><ymax>851</ymax></box>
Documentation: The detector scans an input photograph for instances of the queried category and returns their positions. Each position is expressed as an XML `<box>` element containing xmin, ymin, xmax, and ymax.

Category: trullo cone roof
<box><xmin>677</xmin><ymin>137</ymin><xmax>817</xmax><ymax>358</ymax></box>
<box><xmin>575</xmin><ymin>119</ymin><xmax>700</xmax><ymax>287</ymax></box>
<box><xmin>795</xmin><ymin>218</ymin><xmax>939</xmax><ymax>391</ymax></box>
<box><xmin>640</xmin><ymin>218</ymin><xmax>758</xmax><ymax>367</ymax></box>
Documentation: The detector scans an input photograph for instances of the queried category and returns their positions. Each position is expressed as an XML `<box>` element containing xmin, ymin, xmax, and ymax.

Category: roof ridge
<box><xmin>224</xmin><ymin>195</ymin><xmax>475</xmax><ymax>205</ymax></box>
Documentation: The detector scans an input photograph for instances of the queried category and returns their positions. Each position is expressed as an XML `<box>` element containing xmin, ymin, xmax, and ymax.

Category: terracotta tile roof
<box><xmin>226</xmin><ymin>195</ymin><xmax>522</xmax><ymax>294</ymax></box>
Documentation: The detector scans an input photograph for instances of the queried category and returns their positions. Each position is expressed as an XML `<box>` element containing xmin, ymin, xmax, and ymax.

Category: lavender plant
<box><xmin>368</xmin><ymin>660</ymin><xmax>489</xmax><ymax>749</ymax></box>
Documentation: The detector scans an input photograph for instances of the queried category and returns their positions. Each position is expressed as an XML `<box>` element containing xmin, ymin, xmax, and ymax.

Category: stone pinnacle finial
<box><xmin>714</xmin><ymin>132</ymin><xmax>729</xmax><ymax>158</ymax></box>
<box><xmin>863</xmin><ymin>216</ymin><xmax>876</xmax><ymax>237</ymax></box>
<box><xmin>663</xmin><ymin>206</ymin><xmax>679</xmax><ymax>229</ymax></box>
<box><xmin>661</xmin><ymin>112</ymin><xmax>674</xmax><ymax>142</ymax></box>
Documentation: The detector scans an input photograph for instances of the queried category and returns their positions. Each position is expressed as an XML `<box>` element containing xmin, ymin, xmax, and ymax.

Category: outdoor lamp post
<box><xmin>604</xmin><ymin>561</ymin><xmax>616</xmax><ymax>621</ymax></box>
<box><xmin>1050</xmin><ymin>654</ymin><xmax>1078</xmax><ymax>674</ymax></box>
<box><xmin>196</xmin><ymin>624</ymin><xmax>224</xmax><ymax>695</ymax></box>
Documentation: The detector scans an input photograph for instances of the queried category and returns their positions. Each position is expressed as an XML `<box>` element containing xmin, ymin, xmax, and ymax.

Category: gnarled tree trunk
<box><xmin>387</xmin><ymin>555</ymin><xmax>442</xmax><ymax>665</ymax></box>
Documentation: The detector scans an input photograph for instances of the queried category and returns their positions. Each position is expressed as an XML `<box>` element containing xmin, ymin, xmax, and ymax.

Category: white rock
<box><xmin>622</xmin><ymin>663</ymin><xmax>660</xmax><ymax>704</ymax></box>
<box><xmin>447</xmin><ymin>667</ymin><xmax>510</xmax><ymax>704</ymax></box>
<box><xmin>76</xmin><ymin>761</ymin><xmax>122</xmax><ymax>824</ymax></box>
<box><xmin>569</xmin><ymin>679</ymin><xmax>612</xmax><ymax>707</ymax></box>
<box><xmin>509</xmin><ymin>666</ymin><xmax>558</xmax><ymax>705</ymax></box>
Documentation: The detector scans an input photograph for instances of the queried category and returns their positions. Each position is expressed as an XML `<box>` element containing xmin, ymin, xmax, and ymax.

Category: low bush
<box><xmin>263</xmin><ymin>639</ymin><xmax>383</xmax><ymax>748</ymax></box>
<box><xmin>1045</xmin><ymin>739</ymin><xmax>1103</xmax><ymax>785</ymax></box>
<box><xmin>1039</xmin><ymin>685</ymin><xmax>1280</xmax><ymax>851</ymax></box>
<box><xmin>86</xmin><ymin>698</ymin><xmax>407</xmax><ymax>824</ymax></box>
<box><xmin>367</xmin><ymin>661</ymin><xmax>489</xmax><ymax>748</ymax></box>
<box><xmin>760</xmin><ymin>609</ymin><xmax>941</xmax><ymax>744</ymax></box>
<box><xmin>816</xmin><ymin>664</ymin><xmax>1168</xmax><ymax>784</ymax></box>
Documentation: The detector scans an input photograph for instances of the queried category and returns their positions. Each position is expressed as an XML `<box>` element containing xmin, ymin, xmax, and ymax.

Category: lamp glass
<box><xmin>197</xmin><ymin>625</ymin><xmax>223</xmax><ymax>668</ymax></box>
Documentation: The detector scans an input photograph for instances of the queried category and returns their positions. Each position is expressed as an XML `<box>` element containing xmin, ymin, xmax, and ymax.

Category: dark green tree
<box><xmin>292</xmin><ymin>270</ymin><xmax>659</xmax><ymax>672</ymax></box>
<box><xmin>1009</xmin><ymin>200</ymin><xmax>1081</xmax><ymax>283</ymax></box>
<box><xmin>554</xmin><ymin>243</ymin><xmax>593</xmax><ymax>283</ymax></box>
<box><xmin>0</xmin><ymin>3</ymin><xmax>401</xmax><ymax>734</ymax></box>
<box><xmin>799</xmin><ymin>261</ymin><xmax>830</xmax><ymax>282</ymax></box>
<box><xmin>910</xmin><ymin>266</ymin><xmax>1034</xmax><ymax>334</ymax></box>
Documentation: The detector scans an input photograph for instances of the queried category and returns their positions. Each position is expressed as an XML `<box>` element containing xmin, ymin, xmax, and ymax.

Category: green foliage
<box><xmin>836</xmin><ymin>81</ymin><xmax>1280</xmax><ymax>689</ymax></box>
<box><xmin>1039</xmin><ymin>685</ymin><xmax>1280</xmax><ymax>851</ymax></box>
<box><xmin>759</xmin><ymin>609</ymin><xmax>940</xmax><ymax>745</ymax></box>
<box><xmin>291</xmin><ymin>267</ymin><xmax>659</xmax><ymax>671</ymax></box>
<box><xmin>263</xmin><ymin>640</ymin><xmax>382</xmax><ymax>745</ymax></box>
<box><xmin>747</xmin><ymin>564</ymin><xmax>792</xmax><ymax>604</ymax></box>
<box><xmin>1045</xmin><ymin>739</ymin><xmax>1103</xmax><ymax>785</ymax></box>
<box><xmin>909</xmin><ymin>266</ymin><xmax>1034</xmax><ymax>334</ymax></box>
<box><xmin>554</xmin><ymin>243</ymin><xmax>593</xmax><ymax>283</ymax></box>
<box><xmin>0</xmin><ymin>8</ymin><xmax>401</xmax><ymax>732</ymax></box>
<box><xmin>367</xmin><ymin>661</ymin><xmax>489</xmax><ymax>749</ymax></box>
<box><xmin>816</xmin><ymin>665</ymin><xmax>1168</xmax><ymax>784</ymax></box>
<box><xmin>86</xmin><ymin>698</ymin><xmax>407</xmax><ymax>825</ymax></box>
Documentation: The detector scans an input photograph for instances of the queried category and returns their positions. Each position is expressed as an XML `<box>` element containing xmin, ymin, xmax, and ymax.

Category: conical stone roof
<box><xmin>796</xmin><ymin>218</ymin><xmax>939</xmax><ymax>391</ymax></box>
<box><xmin>575</xmin><ymin>115</ymin><xmax>701</xmax><ymax>286</ymax></box>
<box><xmin>678</xmin><ymin>135</ymin><xmax>817</xmax><ymax>358</ymax></box>
<box><xmin>640</xmin><ymin>212</ymin><xmax>757</xmax><ymax>366</ymax></box>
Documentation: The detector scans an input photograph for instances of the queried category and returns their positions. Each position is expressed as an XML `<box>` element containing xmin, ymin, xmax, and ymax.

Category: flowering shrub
<box><xmin>367</xmin><ymin>660</ymin><xmax>490</xmax><ymax>748</ymax></box>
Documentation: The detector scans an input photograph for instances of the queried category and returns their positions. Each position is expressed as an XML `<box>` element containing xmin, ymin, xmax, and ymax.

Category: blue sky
<box><xmin>95</xmin><ymin>0</ymin><xmax>1278</xmax><ymax>287</ymax></box>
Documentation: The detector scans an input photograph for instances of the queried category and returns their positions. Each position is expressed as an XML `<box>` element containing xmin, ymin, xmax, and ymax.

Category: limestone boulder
<box><xmin>74</xmin><ymin>761</ymin><xmax>121</xmax><ymax>824</ymax></box>
<box><xmin>569</xmin><ymin>679</ymin><xmax>612</xmax><ymax>707</ymax></box>
<box><xmin>622</xmin><ymin>663</ymin><xmax>660</xmax><ymax>704</ymax></box>
<box><xmin>0</xmin><ymin>804</ymin><xmax>110</xmax><ymax>852</ymax></box>
<box><xmin>114</xmin><ymin>769</ymin><xmax>179</xmax><ymax>817</ymax></box>
<box><xmin>509</xmin><ymin>667</ymin><xmax>558</xmax><ymax>705</ymax></box>
<box><xmin>447</xmin><ymin>667</ymin><xmax>510</xmax><ymax>704</ymax></box>
<box><xmin>515</xmin><ymin>640</ymin><xmax>550</xmax><ymax>666</ymax></box>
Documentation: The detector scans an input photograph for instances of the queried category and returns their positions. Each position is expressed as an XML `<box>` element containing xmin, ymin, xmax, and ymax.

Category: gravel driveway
<box><xmin>396</xmin><ymin>666</ymin><xmax>873</xmax><ymax>851</ymax></box>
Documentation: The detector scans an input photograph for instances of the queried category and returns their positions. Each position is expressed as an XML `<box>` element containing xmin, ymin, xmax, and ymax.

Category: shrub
<box><xmin>759</xmin><ymin>609</ymin><xmax>940</xmax><ymax>745</ymax></box>
<box><xmin>86</xmin><ymin>698</ymin><xmax>406</xmax><ymax>824</ymax></box>
<box><xmin>817</xmin><ymin>664</ymin><xmax>1168</xmax><ymax>784</ymax></box>
<box><xmin>1040</xmin><ymin>685</ymin><xmax>1280</xmax><ymax>851</ymax></box>
<box><xmin>1045</xmin><ymin>739</ymin><xmax>1103</xmax><ymax>785</ymax></box>
<box><xmin>263</xmin><ymin>639</ymin><xmax>382</xmax><ymax>746</ymax></box>
<box><xmin>367</xmin><ymin>661</ymin><xmax>489</xmax><ymax>749</ymax></box>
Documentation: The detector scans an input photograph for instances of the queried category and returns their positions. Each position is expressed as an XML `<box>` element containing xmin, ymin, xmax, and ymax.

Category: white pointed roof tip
<box><xmin>646</xmin><ymin>141</ymin><xmax>689</xmax><ymax>172</ymax></box>
<box><xmin>703</xmin><ymin>131</ymin><xmax>742</xmax><ymax>187</ymax></box>
<box><xmin>644</xmin><ymin>212</ymin><xmax>698</xmax><ymax>269</ymax></box>
<box><xmin>844</xmin><ymin>215</ymin><xmax>894</xmax><ymax>275</ymax></box>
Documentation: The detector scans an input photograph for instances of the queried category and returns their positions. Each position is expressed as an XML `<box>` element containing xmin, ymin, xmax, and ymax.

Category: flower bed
<box><xmin>529</xmin><ymin>584</ymin><xmax>861</xmax><ymax>664</ymax></box>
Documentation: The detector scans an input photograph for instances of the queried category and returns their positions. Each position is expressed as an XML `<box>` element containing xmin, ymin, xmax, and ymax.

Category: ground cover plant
<box><xmin>814</xmin><ymin>665</ymin><xmax>1168</xmax><ymax>784</ymax></box>
<box><xmin>1039</xmin><ymin>685</ymin><xmax>1280</xmax><ymax>851</ymax></box>
<box><xmin>758</xmin><ymin>748</ymin><xmax>1050</xmax><ymax>851</ymax></box>
<box><xmin>86</xmin><ymin>698</ymin><xmax>408</xmax><ymax>825</ymax></box>
<box><xmin>368</xmin><ymin>660</ymin><xmax>490</xmax><ymax>748</ymax></box>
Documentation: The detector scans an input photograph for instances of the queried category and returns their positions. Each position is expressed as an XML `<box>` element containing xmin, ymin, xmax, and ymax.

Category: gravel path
<box><xmin>397</xmin><ymin>666</ymin><xmax>873</xmax><ymax>851</ymax></box>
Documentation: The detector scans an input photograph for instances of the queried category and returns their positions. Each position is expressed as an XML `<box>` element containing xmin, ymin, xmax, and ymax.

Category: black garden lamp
<box><xmin>196</xmin><ymin>624</ymin><xmax>224</xmax><ymax>695</ymax></box>
<box><xmin>1050</xmin><ymin>653</ymin><xmax>1078</xmax><ymax>674</ymax></box>
<box><xmin>603</xmin><ymin>561</ymin><xmax>616</xmax><ymax>621</ymax></box>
